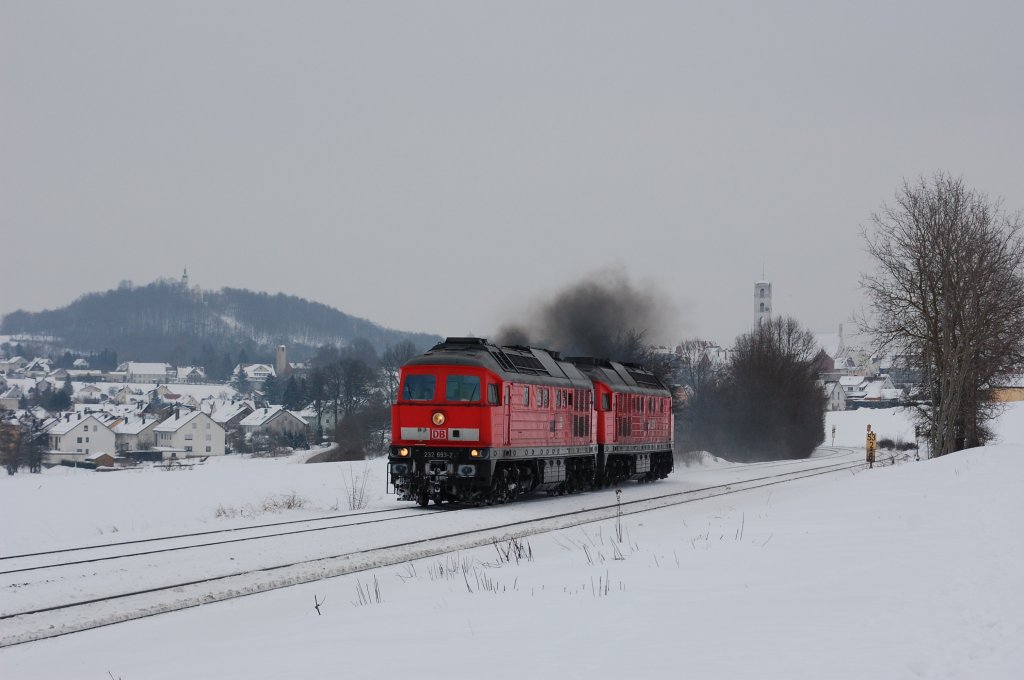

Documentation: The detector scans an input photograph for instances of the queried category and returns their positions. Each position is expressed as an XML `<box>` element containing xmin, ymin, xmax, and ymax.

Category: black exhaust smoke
<box><xmin>496</xmin><ymin>269</ymin><xmax>673</xmax><ymax>360</ymax></box>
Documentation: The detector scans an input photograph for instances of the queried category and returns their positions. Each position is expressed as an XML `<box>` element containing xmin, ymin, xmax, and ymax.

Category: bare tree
<box><xmin>861</xmin><ymin>174</ymin><xmax>1024</xmax><ymax>456</ymax></box>
<box><xmin>0</xmin><ymin>419</ymin><xmax>20</xmax><ymax>475</ymax></box>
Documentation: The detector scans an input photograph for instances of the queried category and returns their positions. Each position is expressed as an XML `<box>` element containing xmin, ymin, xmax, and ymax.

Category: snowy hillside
<box><xmin>1</xmin><ymin>406</ymin><xmax>1022</xmax><ymax>679</ymax></box>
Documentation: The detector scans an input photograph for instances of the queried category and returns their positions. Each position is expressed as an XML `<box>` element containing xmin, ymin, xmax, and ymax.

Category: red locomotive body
<box><xmin>389</xmin><ymin>337</ymin><xmax>673</xmax><ymax>506</ymax></box>
<box><xmin>568</xmin><ymin>358</ymin><xmax>675</xmax><ymax>484</ymax></box>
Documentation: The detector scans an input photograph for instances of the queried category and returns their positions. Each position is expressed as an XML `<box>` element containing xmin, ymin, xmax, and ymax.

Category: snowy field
<box><xmin>1</xmin><ymin>407</ymin><xmax>1022</xmax><ymax>679</ymax></box>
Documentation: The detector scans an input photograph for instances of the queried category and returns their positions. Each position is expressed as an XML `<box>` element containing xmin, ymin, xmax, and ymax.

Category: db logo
<box><xmin>431</xmin><ymin>429</ymin><xmax>447</xmax><ymax>440</ymax></box>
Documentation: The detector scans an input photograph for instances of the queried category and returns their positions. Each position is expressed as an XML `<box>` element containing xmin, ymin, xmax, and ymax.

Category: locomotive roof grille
<box><xmin>625</xmin><ymin>369</ymin><xmax>665</xmax><ymax>389</ymax></box>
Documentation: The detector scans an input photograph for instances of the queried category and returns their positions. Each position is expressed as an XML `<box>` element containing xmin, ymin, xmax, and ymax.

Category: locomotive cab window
<box><xmin>488</xmin><ymin>383</ymin><xmax>499</xmax><ymax>405</ymax></box>
<box><xmin>401</xmin><ymin>375</ymin><xmax>436</xmax><ymax>401</ymax></box>
<box><xmin>602</xmin><ymin>394</ymin><xmax>611</xmax><ymax>411</ymax></box>
<box><xmin>446</xmin><ymin>375</ymin><xmax>481</xmax><ymax>402</ymax></box>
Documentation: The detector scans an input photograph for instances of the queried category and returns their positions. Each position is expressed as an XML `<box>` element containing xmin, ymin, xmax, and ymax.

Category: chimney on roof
<box><xmin>175</xmin><ymin>409</ymin><xmax>179</xmax><ymax>419</ymax></box>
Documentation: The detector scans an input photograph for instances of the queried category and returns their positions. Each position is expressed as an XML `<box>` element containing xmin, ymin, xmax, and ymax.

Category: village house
<box><xmin>154</xmin><ymin>410</ymin><xmax>226</xmax><ymax>457</ymax></box>
<box><xmin>0</xmin><ymin>384</ymin><xmax>22</xmax><ymax>411</ymax></box>
<box><xmin>174</xmin><ymin>366</ymin><xmax>208</xmax><ymax>383</ymax></box>
<box><xmin>240</xmin><ymin>405</ymin><xmax>309</xmax><ymax>438</ymax></box>
<box><xmin>112</xmin><ymin>414</ymin><xmax>161</xmax><ymax>452</ymax></box>
<box><xmin>109</xmin><ymin>385</ymin><xmax>143</xmax><ymax>405</ymax></box>
<box><xmin>45</xmin><ymin>412</ymin><xmax>116</xmax><ymax>463</ymax></box>
<box><xmin>838</xmin><ymin>375</ymin><xmax>904</xmax><ymax>408</ymax></box>
<box><xmin>22</xmin><ymin>358</ymin><xmax>53</xmax><ymax>377</ymax></box>
<box><xmin>821</xmin><ymin>381</ymin><xmax>848</xmax><ymax>412</ymax></box>
<box><xmin>204</xmin><ymin>399</ymin><xmax>254</xmax><ymax>433</ymax></box>
<box><xmin>123</xmin><ymin>362</ymin><xmax>172</xmax><ymax>383</ymax></box>
<box><xmin>233</xmin><ymin>363</ymin><xmax>275</xmax><ymax>387</ymax></box>
<box><xmin>0</xmin><ymin>356</ymin><xmax>28</xmax><ymax>373</ymax></box>
<box><xmin>75</xmin><ymin>383</ymin><xmax>105</xmax><ymax>404</ymax></box>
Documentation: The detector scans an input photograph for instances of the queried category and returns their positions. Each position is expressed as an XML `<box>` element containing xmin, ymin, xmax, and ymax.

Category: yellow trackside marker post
<box><xmin>866</xmin><ymin>424</ymin><xmax>877</xmax><ymax>469</ymax></box>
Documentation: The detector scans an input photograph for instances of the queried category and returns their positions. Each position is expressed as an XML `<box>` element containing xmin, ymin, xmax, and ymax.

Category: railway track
<box><xmin>0</xmin><ymin>453</ymin><xmax>865</xmax><ymax>648</ymax></box>
<box><xmin>0</xmin><ymin>505</ymin><xmax>449</xmax><ymax>576</ymax></box>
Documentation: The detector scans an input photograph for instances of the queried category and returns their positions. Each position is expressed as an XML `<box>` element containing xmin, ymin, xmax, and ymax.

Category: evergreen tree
<box><xmin>232</xmin><ymin>368</ymin><xmax>252</xmax><ymax>395</ymax></box>
<box><xmin>261</xmin><ymin>374</ymin><xmax>281</xmax><ymax>405</ymax></box>
<box><xmin>282</xmin><ymin>376</ymin><xmax>303</xmax><ymax>410</ymax></box>
<box><xmin>46</xmin><ymin>389</ymin><xmax>72</xmax><ymax>412</ymax></box>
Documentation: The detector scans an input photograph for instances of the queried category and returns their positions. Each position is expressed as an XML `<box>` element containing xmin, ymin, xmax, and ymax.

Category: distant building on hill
<box><xmin>755</xmin><ymin>279</ymin><xmax>772</xmax><ymax>325</ymax></box>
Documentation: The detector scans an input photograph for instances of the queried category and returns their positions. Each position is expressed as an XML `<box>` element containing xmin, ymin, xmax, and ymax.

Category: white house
<box><xmin>124</xmin><ymin>362</ymin><xmax>172</xmax><ymax>383</ymax></box>
<box><xmin>46</xmin><ymin>412</ymin><xmax>116</xmax><ymax>462</ymax></box>
<box><xmin>75</xmin><ymin>383</ymin><xmax>105</xmax><ymax>403</ymax></box>
<box><xmin>0</xmin><ymin>384</ymin><xmax>22</xmax><ymax>411</ymax></box>
<box><xmin>204</xmin><ymin>399</ymin><xmax>255</xmax><ymax>431</ymax></box>
<box><xmin>23</xmin><ymin>358</ymin><xmax>52</xmax><ymax>377</ymax></box>
<box><xmin>233</xmin><ymin>364</ymin><xmax>275</xmax><ymax>387</ymax></box>
<box><xmin>112</xmin><ymin>414</ymin><xmax>161</xmax><ymax>452</ymax></box>
<box><xmin>154</xmin><ymin>410</ymin><xmax>226</xmax><ymax>457</ymax></box>
<box><xmin>174</xmin><ymin>366</ymin><xmax>207</xmax><ymax>383</ymax></box>
<box><xmin>839</xmin><ymin>375</ymin><xmax>904</xmax><ymax>407</ymax></box>
<box><xmin>821</xmin><ymin>381</ymin><xmax>848</xmax><ymax>412</ymax></box>
<box><xmin>0</xmin><ymin>356</ymin><xmax>28</xmax><ymax>373</ymax></box>
<box><xmin>110</xmin><ymin>385</ymin><xmax>143</xmax><ymax>405</ymax></box>
<box><xmin>240</xmin><ymin>405</ymin><xmax>309</xmax><ymax>438</ymax></box>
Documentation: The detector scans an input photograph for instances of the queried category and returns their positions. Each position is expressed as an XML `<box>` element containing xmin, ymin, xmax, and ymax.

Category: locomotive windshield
<box><xmin>445</xmin><ymin>375</ymin><xmax>481</xmax><ymax>402</ymax></box>
<box><xmin>401</xmin><ymin>375</ymin><xmax>436</xmax><ymax>401</ymax></box>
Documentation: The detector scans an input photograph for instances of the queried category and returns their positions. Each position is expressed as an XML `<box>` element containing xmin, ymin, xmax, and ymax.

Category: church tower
<box><xmin>755</xmin><ymin>279</ymin><xmax>772</xmax><ymax>325</ymax></box>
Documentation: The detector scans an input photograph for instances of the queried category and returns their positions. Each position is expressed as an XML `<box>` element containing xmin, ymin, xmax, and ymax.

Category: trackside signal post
<box><xmin>866</xmin><ymin>424</ymin><xmax>877</xmax><ymax>468</ymax></box>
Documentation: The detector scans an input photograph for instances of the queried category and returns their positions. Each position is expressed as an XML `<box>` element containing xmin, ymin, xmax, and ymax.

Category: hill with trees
<box><xmin>0</xmin><ymin>279</ymin><xmax>440</xmax><ymax>369</ymax></box>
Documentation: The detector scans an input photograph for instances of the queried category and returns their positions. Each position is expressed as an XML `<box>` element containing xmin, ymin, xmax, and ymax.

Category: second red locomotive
<box><xmin>388</xmin><ymin>337</ymin><xmax>674</xmax><ymax>506</ymax></box>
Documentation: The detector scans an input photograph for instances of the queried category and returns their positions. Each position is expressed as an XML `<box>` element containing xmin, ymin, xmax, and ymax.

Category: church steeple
<box><xmin>181</xmin><ymin>267</ymin><xmax>189</xmax><ymax>288</ymax></box>
<box><xmin>755</xmin><ymin>278</ymin><xmax>772</xmax><ymax>325</ymax></box>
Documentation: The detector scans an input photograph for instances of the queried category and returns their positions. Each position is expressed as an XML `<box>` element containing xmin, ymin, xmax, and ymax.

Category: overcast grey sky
<box><xmin>2</xmin><ymin>1</ymin><xmax>1022</xmax><ymax>345</ymax></box>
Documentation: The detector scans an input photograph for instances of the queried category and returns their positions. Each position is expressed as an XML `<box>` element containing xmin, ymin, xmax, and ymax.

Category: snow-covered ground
<box><xmin>1</xmin><ymin>406</ymin><xmax>1022</xmax><ymax>679</ymax></box>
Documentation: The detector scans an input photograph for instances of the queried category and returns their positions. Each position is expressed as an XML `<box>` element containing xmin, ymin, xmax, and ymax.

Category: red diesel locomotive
<box><xmin>388</xmin><ymin>337</ymin><xmax>674</xmax><ymax>506</ymax></box>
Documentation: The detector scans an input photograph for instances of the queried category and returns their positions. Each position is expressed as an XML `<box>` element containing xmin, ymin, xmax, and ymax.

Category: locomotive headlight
<box><xmin>470</xmin><ymin>449</ymin><xmax>480</xmax><ymax>458</ymax></box>
<box><xmin>397</xmin><ymin>447</ymin><xmax>410</xmax><ymax>457</ymax></box>
<box><xmin>432</xmin><ymin>412</ymin><xmax>446</xmax><ymax>426</ymax></box>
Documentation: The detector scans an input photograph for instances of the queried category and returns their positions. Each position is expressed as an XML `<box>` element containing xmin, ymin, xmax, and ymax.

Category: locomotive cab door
<box><xmin>503</xmin><ymin>385</ymin><xmax>511</xmax><ymax>446</ymax></box>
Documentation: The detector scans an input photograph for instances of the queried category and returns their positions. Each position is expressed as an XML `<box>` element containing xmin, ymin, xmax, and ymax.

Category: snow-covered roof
<box><xmin>154</xmin><ymin>410</ymin><xmax>205</xmax><ymax>432</ymax></box>
<box><xmin>205</xmin><ymin>400</ymin><xmax>252</xmax><ymax>424</ymax></box>
<box><xmin>127</xmin><ymin>362</ymin><xmax>171</xmax><ymax>375</ymax></box>
<box><xmin>839</xmin><ymin>376</ymin><xmax>865</xmax><ymax>387</ymax></box>
<box><xmin>240</xmin><ymin>405</ymin><xmax>305</xmax><ymax>428</ymax></box>
<box><xmin>113</xmin><ymin>415</ymin><xmax>160</xmax><ymax>435</ymax></box>
<box><xmin>47</xmin><ymin>413</ymin><xmax>108</xmax><ymax>435</ymax></box>
<box><xmin>240</xmin><ymin>406</ymin><xmax>286</xmax><ymax>427</ymax></box>
<box><xmin>234</xmin><ymin>364</ymin><xmax>276</xmax><ymax>380</ymax></box>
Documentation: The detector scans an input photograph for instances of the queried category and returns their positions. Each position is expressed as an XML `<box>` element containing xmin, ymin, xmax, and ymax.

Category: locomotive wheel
<box><xmin>491</xmin><ymin>469</ymin><xmax>509</xmax><ymax>504</ymax></box>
